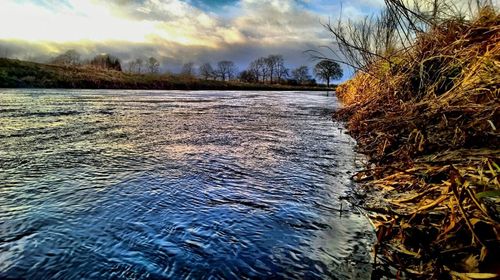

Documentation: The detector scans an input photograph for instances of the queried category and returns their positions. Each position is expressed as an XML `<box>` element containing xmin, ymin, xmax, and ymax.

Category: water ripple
<box><xmin>0</xmin><ymin>89</ymin><xmax>373</xmax><ymax>279</ymax></box>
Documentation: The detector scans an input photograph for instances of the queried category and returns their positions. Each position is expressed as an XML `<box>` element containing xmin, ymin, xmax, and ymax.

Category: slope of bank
<box><xmin>334</xmin><ymin>8</ymin><xmax>499</xmax><ymax>279</ymax></box>
<box><xmin>0</xmin><ymin>58</ymin><xmax>330</xmax><ymax>91</ymax></box>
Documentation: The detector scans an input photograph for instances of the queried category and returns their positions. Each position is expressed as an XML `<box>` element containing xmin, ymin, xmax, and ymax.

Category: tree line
<box><xmin>48</xmin><ymin>50</ymin><xmax>343</xmax><ymax>86</ymax></box>
<box><xmin>49</xmin><ymin>50</ymin><xmax>154</xmax><ymax>73</ymax></box>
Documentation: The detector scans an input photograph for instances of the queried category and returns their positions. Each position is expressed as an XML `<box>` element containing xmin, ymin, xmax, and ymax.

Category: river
<box><xmin>0</xmin><ymin>89</ymin><xmax>373</xmax><ymax>279</ymax></box>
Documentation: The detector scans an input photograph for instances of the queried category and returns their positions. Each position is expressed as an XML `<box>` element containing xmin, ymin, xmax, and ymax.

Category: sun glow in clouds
<box><xmin>0</xmin><ymin>0</ymin><xmax>205</xmax><ymax>45</ymax></box>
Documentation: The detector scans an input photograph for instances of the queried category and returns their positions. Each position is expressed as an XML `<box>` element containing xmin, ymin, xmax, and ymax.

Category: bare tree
<box><xmin>198</xmin><ymin>63</ymin><xmax>214</xmax><ymax>80</ymax></box>
<box><xmin>247</xmin><ymin>55</ymin><xmax>289</xmax><ymax>84</ymax></box>
<box><xmin>247</xmin><ymin>61</ymin><xmax>260</xmax><ymax>82</ymax></box>
<box><xmin>249</xmin><ymin>57</ymin><xmax>268</xmax><ymax>83</ymax></box>
<box><xmin>126</xmin><ymin>58</ymin><xmax>145</xmax><ymax>74</ymax></box>
<box><xmin>292</xmin><ymin>66</ymin><xmax>311</xmax><ymax>84</ymax></box>
<box><xmin>265</xmin><ymin>55</ymin><xmax>288</xmax><ymax>83</ymax></box>
<box><xmin>127</xmin><ymin>60</ymin><xmax>137</xmax><ymax>73</ymax></box>
<box><xmin>216</xmin><ymin>60</ymin><xmax>237</xmax><ymax>81</ymax></box>
<box><xmin>147</xmin><ymin>57</ymin><xmax>160</xmax><ymax>74</ymax></box>
<box><xmin>181</xmin><ymin>62</ymin><xmax>195</xmax><ymax>76</ymax></box>
<box><xmin>239</xmin><ymin>70</ymin><xmax>258</xmax><ymax>83</ymax></box>
<box><xmin>307</xmin><ymin>0</ymin><xmax>492</xmax><ymax>75</ymax></box>
<box><xmin>90</xmin><ymin>54</ymin><xmax>122</xmax><ymax>71</ymax></box>
<box><xmin>273</xmin><ymin>55</ymin><xmax>289</xmax><ymax>83</ymax></box>
<box><xmin>265</xmin><ymin>55</ymin><xmax>279</xmax><ymax>83</ymax></box>
<box><xmin>135</xmin><ymin>58</ymin><xmax>144</xmax><ymax>74</ymax></box>
<box><xmin>313</xmin><ymin>60</ymin><xmax>343</xmax><ymax>87</ymax></box>
<box><xmin>51</xmin><ymin>50</ymin><xmax>81</xmax><ymax>66</ymax></box>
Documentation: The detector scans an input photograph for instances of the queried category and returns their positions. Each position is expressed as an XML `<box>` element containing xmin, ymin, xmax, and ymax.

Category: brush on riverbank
<box><xmin>334</xmin><ymin>7</ymin><xmax>499</xmax><ymax>278</ymax></box>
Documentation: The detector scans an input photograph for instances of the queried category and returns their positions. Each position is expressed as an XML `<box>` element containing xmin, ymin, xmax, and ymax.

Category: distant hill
<box><xmin>0</xmin><ymin>58</ymin><xmax>332</xmax><ymax>91</ymax></box>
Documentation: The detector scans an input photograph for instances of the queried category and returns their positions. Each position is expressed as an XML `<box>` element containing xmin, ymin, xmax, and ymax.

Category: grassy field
<box><xmin>0</xmin><ymin>58</ymin><xmax>331</xmax><ymax>91</ymax></box>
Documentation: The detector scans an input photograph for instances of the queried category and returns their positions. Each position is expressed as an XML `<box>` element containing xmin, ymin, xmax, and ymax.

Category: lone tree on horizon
<box><xmin>313</xmin><ymin>60</ymin><xmax>342</xmax><ymax>88</ymax></box>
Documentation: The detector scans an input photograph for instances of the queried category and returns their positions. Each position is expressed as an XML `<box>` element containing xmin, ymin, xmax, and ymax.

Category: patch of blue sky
<box><xmin>301</xmin><ymin>0</ymin><xmax>383</xmax><ymax>17</ymax></box>
<box><xmin>187</xmin><ymin>0</ymin><xmax>239</xmax><ymax>12</ymax></box>
<box><xmin>31</xmin><ymin>0</ymin><xmax>72</xmax><ymax>9</ymax></box>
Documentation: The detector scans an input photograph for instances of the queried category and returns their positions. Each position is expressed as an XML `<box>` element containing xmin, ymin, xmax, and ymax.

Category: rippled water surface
<box><xmin>0</xmin><ymin>89</ymin><xmax>373</xmax><ymax>279</ymax></box>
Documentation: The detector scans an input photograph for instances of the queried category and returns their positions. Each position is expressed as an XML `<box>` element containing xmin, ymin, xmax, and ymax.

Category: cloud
<box><xmin>0</xmin><ymin>0</ymin><xmax>381</xmax><ymax>72</ymax></box>
<box><xmin>0</xmin><ymin>0</ymin><xmax>156</xmax><ymax>42</ymax></box>
<box><xmin>234</xmin><ymin>0</ymin><xmax>329</xmax><ymax>43</ymax></box>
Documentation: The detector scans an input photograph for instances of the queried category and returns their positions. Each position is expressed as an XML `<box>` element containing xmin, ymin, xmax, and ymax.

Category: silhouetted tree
<box><xmin>90</xmin><ymin>54</ymin><xmax>122</xmax><ymax>71</ymax></box>
<box><xmin>265</xmin><ymin>55</ymin><xmax>287</xmax><ymax>83</ymax></box>
<box><xmin>198</xmin><ymin>62</ymin><xmax>214</xmax><ymax>80</ymax></box>
<box><xmin>147</xmin><ymin>57</ymin><xmax>160</xmax><ymax>74</ymax></box>
<box><xmin>239</xmin><ymin>70</ymin><xmax>258</xmax><ymax>83</ymax></box>
<box><xmin>247</xmin><ymin>55</ymin><xmax>288</xmax><ymax>84</ymax></box>
<box><xmin>181</xmin><ymin>62</ymin><xmax>195</xmax><ymax>76</ymax></box>
<box><xmin>265</xmin><ymin>55</ymin><xmax>278</xmax><ymax>83</ymax></box>
<box><xmin>51</xmin><ymin>50</ymin><xmax>81</xmax><ymax>66</ymax></box>
<box><xmin>313</xmin><ymin>60</ymin><xmax>343</xmax><ymax>87</ymax></box>
<box><xmin>291</xmin><ymin>66</ymin><xmax>311</xmax><ymax>84</ymax></box>
<box><xmin>137</xmin><ymin>58</ymin><xmax>144</xmax><ymax>73</ymax></box>
<box><xmin>272</xmin><ymin>55</ymin><xmax>289</xmax><ymax>83</ymax></box>
<box><xmin>126</xmin><ymin>61</ymin><xmax>135</xmax><ymax>73</ymax></box>
<box><xmin>216</xmin><ymin>60</ymin><xmax>237</xmax><ymax>81</ymax></box>
<box><xmin>249</xmin><ymin>57</ymin><xmax>268</xmax><ymax>83</ymax></box>
<box><xmin>127</xmin><ymin>58</ymin><xmax>144</xmax><ymax>74</ymax></box>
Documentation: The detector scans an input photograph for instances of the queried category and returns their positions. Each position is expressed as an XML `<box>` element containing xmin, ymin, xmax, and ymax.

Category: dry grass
<box><xmin>335</xmin><ymin>7</ymin><xmax>499</xmax><ymax>278</ymax></box>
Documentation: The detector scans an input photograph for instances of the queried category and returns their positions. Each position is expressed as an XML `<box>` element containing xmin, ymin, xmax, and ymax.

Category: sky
<box><xmin>0</xmin><ymin>0</ymin><xmax>384</xmax><ymax>74</ymax></box>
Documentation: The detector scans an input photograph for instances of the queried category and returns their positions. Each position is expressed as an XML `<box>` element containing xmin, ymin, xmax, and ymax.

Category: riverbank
<box><xmin>334</xmin><ymin>7</ymin><xmax>499</xmax><ymax>279</ymax></box>
<box><xmin>0</xmin><ymin>58</ymin><xmax>331</xmax><ymax>91</ymax></box>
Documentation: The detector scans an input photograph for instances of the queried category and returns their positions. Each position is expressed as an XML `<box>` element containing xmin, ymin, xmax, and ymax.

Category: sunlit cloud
<box><xmin>0</xmin><ymin>0</ymin><xmax>382</xmax><ymax>70</ymax></box>
<box><xmin>0</xmin><ymin>0</ymin><xmax>209</xmax><ymax>45</ymax></box>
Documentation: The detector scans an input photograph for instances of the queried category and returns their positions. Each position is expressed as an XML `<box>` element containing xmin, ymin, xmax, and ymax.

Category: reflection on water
<box><xmin>0</xmin><ymin>89</ymin><xmax>373</xmax><ymax>279</ymax></box>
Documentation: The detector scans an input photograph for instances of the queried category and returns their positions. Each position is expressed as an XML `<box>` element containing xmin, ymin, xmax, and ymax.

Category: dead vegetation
<box><xmin>331</xmin><ymin>3</ymin><xmax>499</xmax><ymax>279</ymax></box>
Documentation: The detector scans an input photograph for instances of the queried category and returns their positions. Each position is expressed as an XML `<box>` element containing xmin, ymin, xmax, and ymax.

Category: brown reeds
<box><xmin>335</xmin><ymin>7</ymin><xmax>499</xmax><ymax>278</ymax></box>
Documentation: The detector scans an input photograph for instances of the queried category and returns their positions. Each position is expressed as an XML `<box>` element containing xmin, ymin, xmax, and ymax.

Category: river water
<box><xmin>0</xmin><ymin>90</ymin><xmax>373</xmax><ymax>279</ymax></box>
